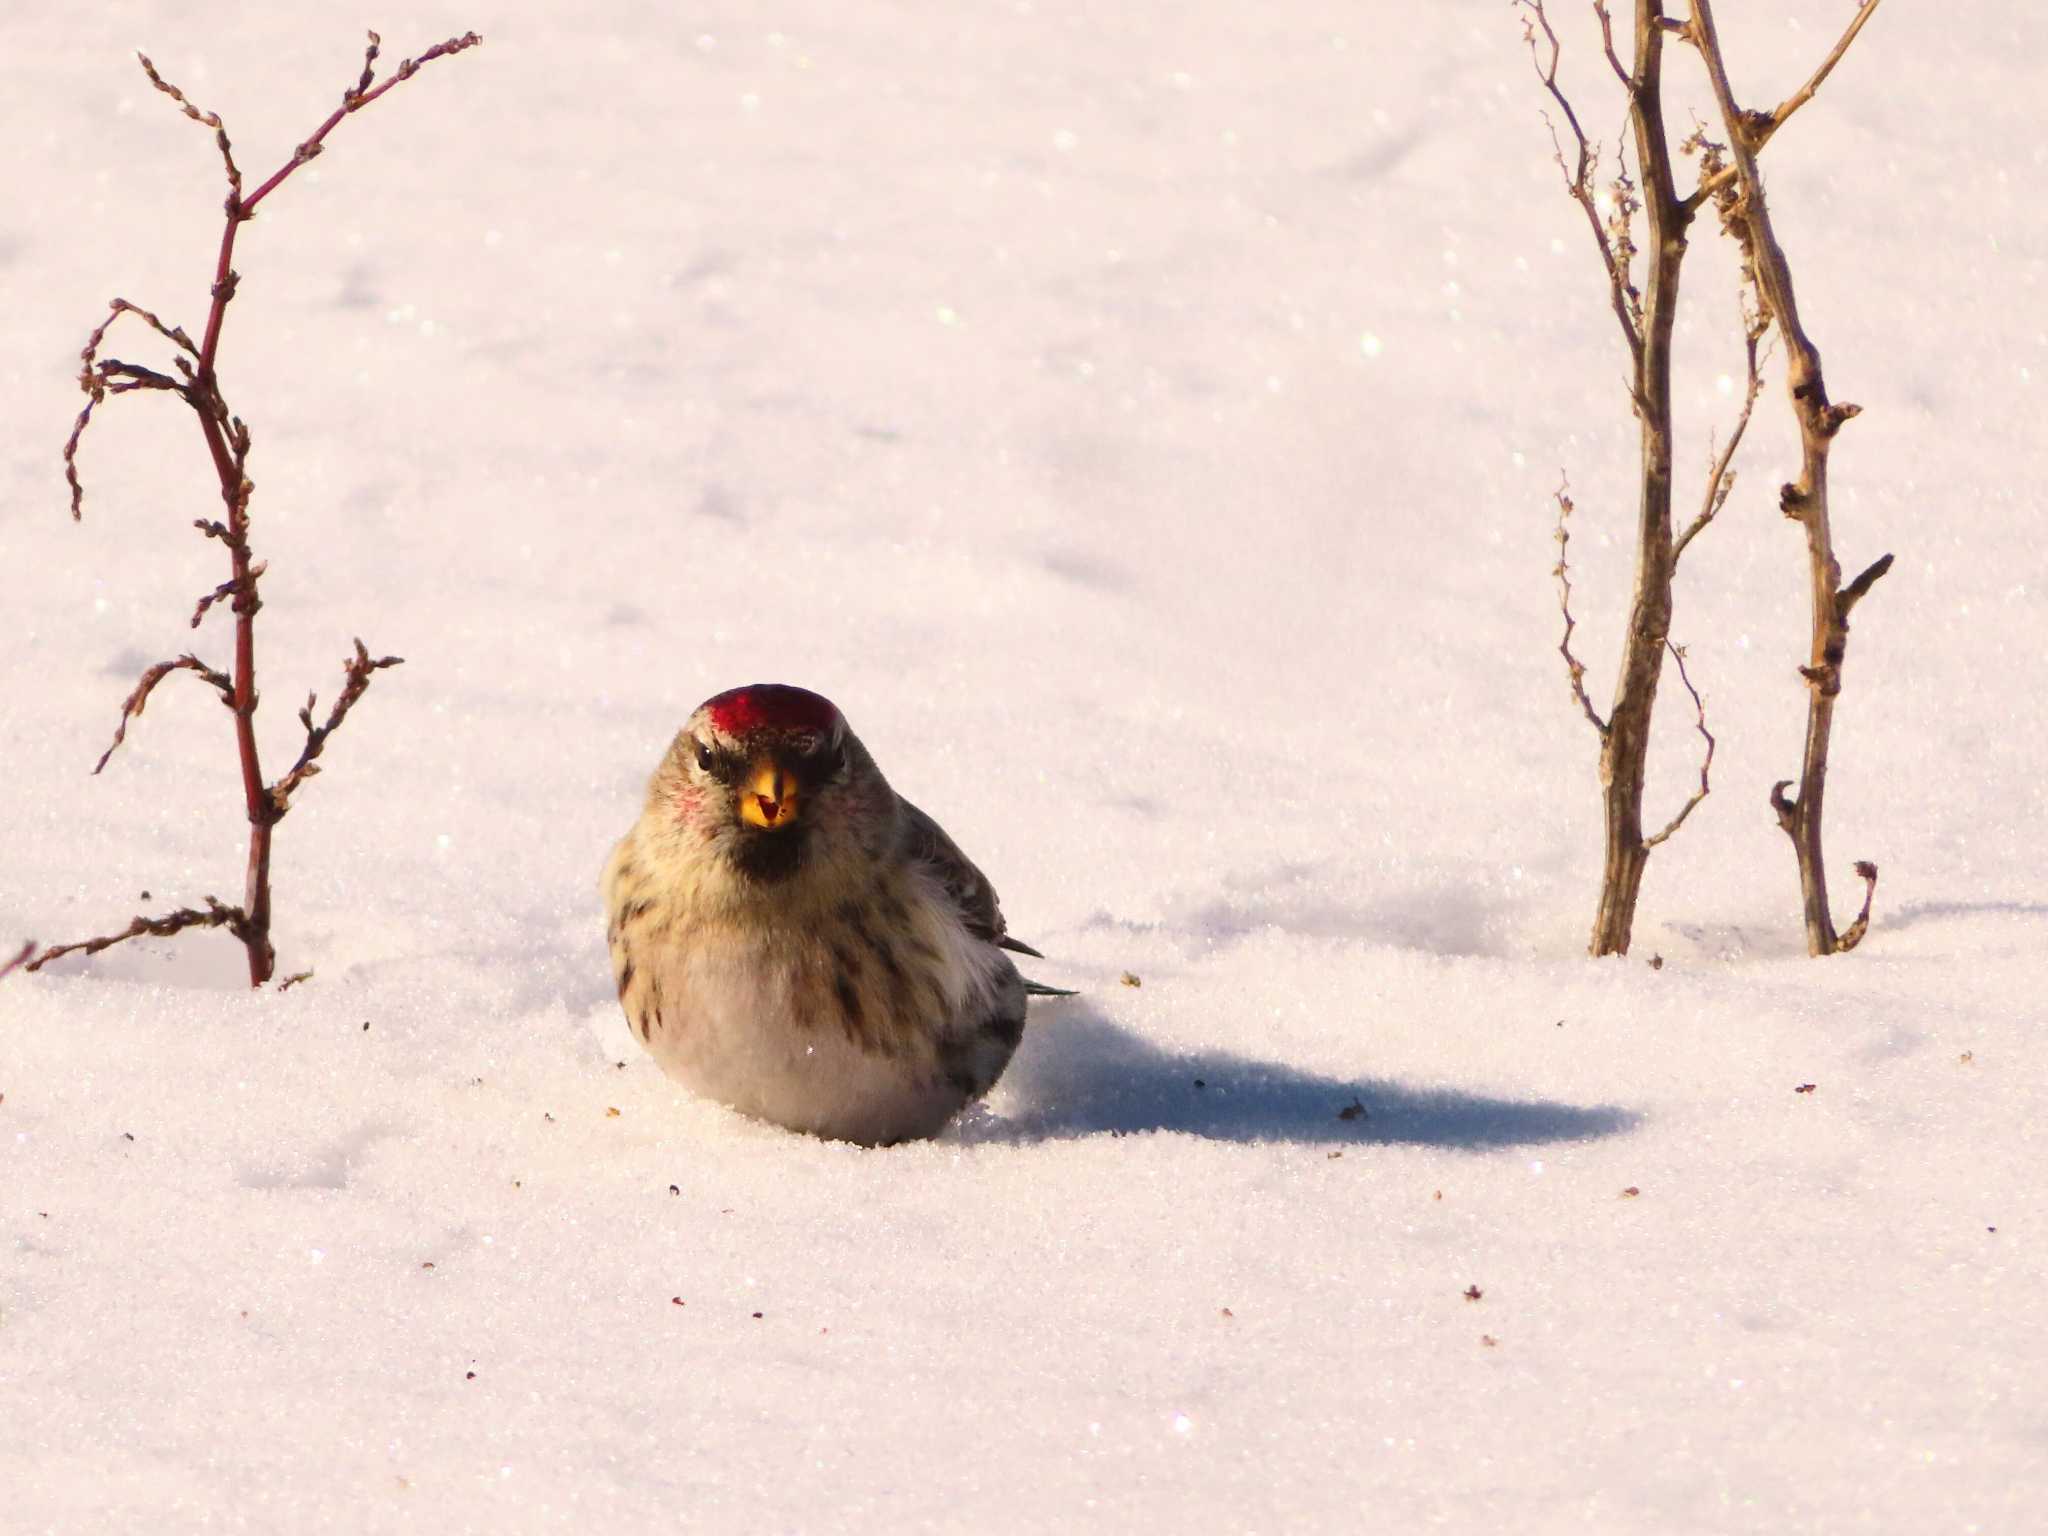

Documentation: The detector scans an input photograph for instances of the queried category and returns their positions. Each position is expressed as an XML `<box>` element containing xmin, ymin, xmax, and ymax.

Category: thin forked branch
<box><xmin>1593</xmin><ymin>0</ymin><xmax>1633</xmax><ymax>88</ymax></box>
<box><xmin>94</xmin><ymin>654</ymin><xmax>235</xmax><ymax>774</ymax></box>
<box><xmin>1643</xmin><ymin>640</ymin><xmax>1715</xmax><ymax>849</ymax></box>
<box><xmin>136</xmin><ymin>54</ymin><xmax>243</xmax><ymax>195</ymax></box>
<box><xmin>1551</xmin><ymin>475</ymin><xmax>1609</xmax><ymax>737</ymax></box>
<box><xmin>1675</xmin><ymin>296</ymin><xmax>1768</xmax><ymax>564</ymax></box>
<box><xmin>268</xmin><ymin>640</ymin><xmax>404</xmax><ymax>814</ymax></box>
<box><xmin>22</xmin><ymin>898</ymin><xmax>250</xmax><ymax>973</ymax></box>
<box><xmin>65</xmin><ymin>301</ymin><xmax>201</xmax><ymax>519</ymax></box>
<box><xmin>1683</xmin><ymin>0</ymin><xmax>1887</xmax><ymax>214</ymax></box>
<box><xmin>53</xmin><ymin>30</ymin><xmax>477</xmax><ymax>987</ymax></box>
<box><xmin>1519</xmin><ymin>0</ymin><xmax>1643</xmax><ymax>364</ymax></box>
<box><xmin>1768</xmin><ymin>0</ymin><xmax>1885</xmax><ymax>142</ymax></box>
<box><xmin>1688</xmin><ymin>0</ymin><xmax>1890</xmax><ymax>955</ymax></box>
<box><xmin>237</xmin><ymin>31</ymin><xmax>482</xmax><ymax>216</ymax></box>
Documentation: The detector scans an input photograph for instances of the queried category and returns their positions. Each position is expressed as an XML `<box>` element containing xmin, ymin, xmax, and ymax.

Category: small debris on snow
<box><xmin>671</xmin><ymin>1297</ymin><xmax>684</xmax><ymax>1306</ymax></box>
<box><xmin>669</xmin><ymin>1184</ymin><xmax>680</xmax><ymax>1195</ymax></box>
<box><xmin>606</xmin><ymin>1107</ymin><xmax>621</xmax><ymax>1118</ymax></box>
<box><xmin>1480</xmin><ymin>1335</ymin><xmax>1499</xmax><ymax>1348</ymax></box>
<box><xmin>1648</xmin><ymin>954</ymin><xmax>1664</xmax><ymax>970</ymax></box>
<box><xmin>1795</xmin><ymin>1083</ymin><xmax>1817</xmax><ymax>1095</ymax></box>
<box><xmin>1463</xmin><ymin>1285</ymin><xmax>1483</xmax><ymax>1302</ymax></box>
<box><xmin>1120</xmin><ymin>971</ymin><xmax>1141</xmax><ymax>987</ymax></box>
<box><xmin>1621</xmin><ymin>1187</ymin><xmax>1641</xmax><ymax>1198</ymax></box>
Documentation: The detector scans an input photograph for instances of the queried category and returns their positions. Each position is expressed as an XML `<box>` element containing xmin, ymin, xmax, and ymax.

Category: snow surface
<box><xmin>3</xmin><ymin>1</ymin><xmax>2044</xmax><ymax>1531</ymax></box>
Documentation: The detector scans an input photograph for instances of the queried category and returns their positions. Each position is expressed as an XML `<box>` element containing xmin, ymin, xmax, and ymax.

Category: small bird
<box><xmin>602</xmin><ymin>684</ymin><xmax>1062</xmax><ymax>1145</ymax></box>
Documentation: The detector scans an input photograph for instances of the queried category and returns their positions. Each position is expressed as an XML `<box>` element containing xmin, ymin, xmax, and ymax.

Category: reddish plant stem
<box><xmin>187</xmin><ymin>228</ymin><xmax>273</xmax><ymax>980</ymax></box>
<box><xmin>175</xmin><ymin>31</ymin><xmax>478</xmax><ymax>986</ymax></box>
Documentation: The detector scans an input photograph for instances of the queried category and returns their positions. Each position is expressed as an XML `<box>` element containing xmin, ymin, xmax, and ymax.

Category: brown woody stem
<box><xmin>56</xmin><ymin>32</ymin><xmax>478</xmax><ymax>987</ymax></box>
<box><xmin>1688</xmin><ymin>0</ymin><xmax>1888</xmax><ymax>955</ymax></box>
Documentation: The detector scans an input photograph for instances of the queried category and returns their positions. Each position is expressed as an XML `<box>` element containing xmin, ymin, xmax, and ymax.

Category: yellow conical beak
<box><xmin>739</xmin><ymin>756</ymin><xmax>800</xmax><ymax>830</ymax></box>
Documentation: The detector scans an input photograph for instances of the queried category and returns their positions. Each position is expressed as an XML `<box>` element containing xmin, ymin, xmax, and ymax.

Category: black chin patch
<box><xmin>731</xmin><ymin>826</ymin><xmax>809</xmax><ymax>884</ymax></box>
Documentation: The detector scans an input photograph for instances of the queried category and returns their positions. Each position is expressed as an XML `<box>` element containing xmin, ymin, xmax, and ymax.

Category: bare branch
<box><xmin>268</xmin><ymin>640</ymin><xmax>405</xmax><ymax>815</ymax></box>
<box><xmin>0</xmin><ymin>940</ymin><xmax>34</xmax><ymax>982</ymax></box>
<box><xmin>62</xmin><ymin>398</ymin><xmax>98</xmax><ymax>521</ymax></box>
<box><xmin>58</xmin><ymin>31</ymin><xmax>473</xmax><ymax>987</ymax></box>
<box><xmin>1834</xmin><ymin>861</ymin><xmax>1879</xmax><ymax>952</ymax></box>
<box><xmin>1593</xmin><ymin>0</ymin><xmax>1633</xmax><ymax>88</ymax></box>
<box><xmin>1551</xmin><ymin>475</ymin><xmax>1609</xmax><ymax>737</ymax></box>
<box><xmin>109</xmin><ymin>299</ymin><xmax>199</xmax><ymax>357</ymax></box>
<box><xmin>64</xmin><ymin>300</ymin><xmax>199</xmax><ymax>519</ymax></box>
<box><xmin>1680</xmin><ymin>1</ymin><xmax>1885</xmax><ymax>216</ymax></box>
<box><xmin>1518</xmin><ymin>0</ymin><xmax>1643</xmax><ymax>362</ymax></box>
<box><xmin>136</xmin><ymin>53</ymin><xmax>242</xmax><ymax>198</ymax></box>
<box><xmin>1674</xmin><ymin>293</ymin><xmax>1768</xmax><ymax>565</ymax></box>
<box><xmin>93</xmin><ymin>654</ymin><xmax>235</xmax><ymax>775</ymax></box>
<box><xmin>1763</xmin><ymin>1</ymin><xmax>1884</xmax><ymax>148</ymax></box>
<box><xmin>22</xmin><ymin>897</ymin><xmax>249</xmax><ymax>973</ymax></box>
<box><xmin>98</xmin><ymin>358</ymin><xmax>188</xmax><ymax>396</ymax></box>
<box><xmin>276</xmin><ymin>970</ymin><xmax>314</xmax><ymax>992</ymax></box>
<box><xmin>241</xmin><ymin>30</ymin><xmax>483</xmax><ymax>214</ymax></box>
<box><xmin>1643</xmin><ymin>641</ymin><xmax>1715</xmax><ymax>848</ymax></box>
<box><xmin>1692</xmin><ymin>0</ymin><xmax>1890</xmax><ymax>955</ymax></box>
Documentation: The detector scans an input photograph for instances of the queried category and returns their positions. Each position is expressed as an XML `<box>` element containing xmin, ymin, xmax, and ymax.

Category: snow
<box><xmin>2</xmin><ymin>1</ymin><xmax>2043</xmax><ymax>1531</ymax></box>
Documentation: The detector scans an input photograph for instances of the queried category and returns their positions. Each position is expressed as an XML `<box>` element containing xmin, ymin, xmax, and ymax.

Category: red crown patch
<box><xmin>702</xmin><ymin>684</ymin><xmax>841</xmax><ymax>736</ymax></box>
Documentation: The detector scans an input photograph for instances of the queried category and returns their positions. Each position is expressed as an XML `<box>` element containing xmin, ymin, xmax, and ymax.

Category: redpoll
<box><xmin>602</xmin><ymin>684</ymin><xmax>1062</xmax><ymax>1145</ymax></box>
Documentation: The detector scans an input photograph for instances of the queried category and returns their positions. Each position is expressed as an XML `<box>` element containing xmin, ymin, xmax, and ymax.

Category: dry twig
<box><xmin>1551</xmin><ymin>476</ymin><xmax>1608</xmax><ymax>736</ymax></box>
<box><xmin>23</xmin><ymin>898</ymin><xmax>250</xmax><ymax>974</ymax></box>
<box><xmin>1</xmin><ymin>940</ymin><xmax>34</xmax><ymax>982</ymax></box>
<box><xmin>1643</xmin><ymin>642</ymin><xmax>1715</xmax><ymax>849</ymax></box>
<box><xmin>1521</xmin><ymin>0</ymin><xmax>1699</xmax><ymax>956</ymax></box>
<box><xmin>1686</xmin><ymin>0</ymin><xmax>1890</xmax><ymax>954</ymax></box>
<box><xmin>93</xmin><ymin>654</ymin><xmax>235</xmax><ymax>775</ymax></box>
<box><xmin>42</xmin><ymin>30</ymin><xmax>477</xmax><ymax>985</ymax></box>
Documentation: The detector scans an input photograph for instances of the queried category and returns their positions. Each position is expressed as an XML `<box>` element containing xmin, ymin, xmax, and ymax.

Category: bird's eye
<box><xmin>692</xmin><ymin>740</ymin><xmax>715</xmax><ymax>773</ymax></box>
<box><xmin>806</xmin><ymin>740</ymin><xmax>846</xmax><ymax>779</ymax></box>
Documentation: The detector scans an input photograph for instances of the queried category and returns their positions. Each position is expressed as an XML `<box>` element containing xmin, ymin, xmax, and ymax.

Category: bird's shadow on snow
<box><xmin>973</xmin><ymin>1006</ymin><xmax>1634</xmax><ymax>1150</ymax></box>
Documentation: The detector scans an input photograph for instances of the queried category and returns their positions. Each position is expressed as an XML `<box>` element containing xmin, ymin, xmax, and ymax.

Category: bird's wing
<box><xmin>896</xmin><ymin>798</ymin><xmax>1011</xmax><ymax>946</ymax></box>
<box><xmin>897</xmin><ymin>800</ymin><xmax>1073</xmax><ymax>993</ymax></box>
